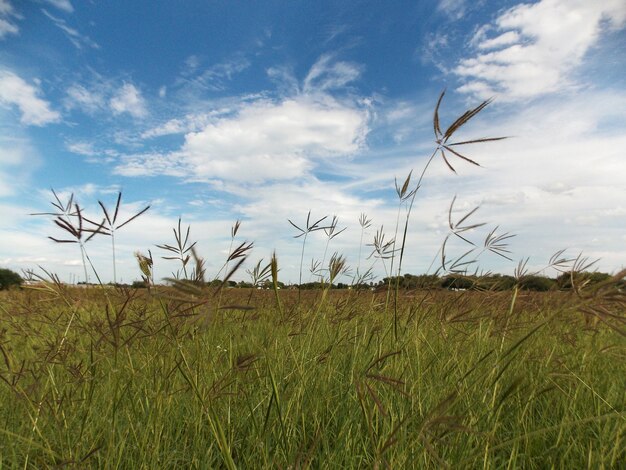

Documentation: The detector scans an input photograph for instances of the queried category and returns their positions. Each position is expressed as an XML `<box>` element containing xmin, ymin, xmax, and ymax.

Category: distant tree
<box><xmin>413</xmin><ymin>274</ymin><xmax>441</xmax><ymax>289</ymax></box>
<box><xmin>476</xmin><ymin>274</ymin><xmax>516</xmax><ymax>291</ymax></box>
<box><xmin>441</xmin><ymin>275</ymin><xmax>474</xmax><ymax>290</ymax></box>
<box><xmin>131</xmin><ymin>280</ymin><xmax>148</xmax><ymax>289</ymax></box>
<box><xmin>519</xmin><ymin>275</ymin><xmax>555</xmax><ymax>292</ymax></box>
<box><xmin>261</xmin><ymin>279</ymin><xmax>285</xmax><ymax>289</ymax></box>
<box><xmin>380</xmin><ymin>274</ymin><xmax>441</xmax><ymax>290</ymax></box>
<box><xmin>298</xmin><ymin>282</ymin><xmax>325</xmax><ymax>290</ymax></box>
<box><xmin>556</xmin><ymin>271</ymin><xmax>611</xmax><ymax>289</ymax></box>
<box><xmin>0</xmin><ymin>268</ymin><xmax>23</xmax><ymax>290</ymax></box>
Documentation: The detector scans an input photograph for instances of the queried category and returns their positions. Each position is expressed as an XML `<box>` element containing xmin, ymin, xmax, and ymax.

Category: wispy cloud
<box><xmin>438</xmin><ymin>0</ymin><xmax>466</xmax><ymax>20</ymax></box>
<box><xmin>43</xmin><ymin>0</ymin><xmax>73</xmax><ymax>13</ymax></box>
<box><xmin>0</xmin><ymin>0</ymin><xmax>19</xmax><ymax>39</ymax></box>
<box><xmin>65</xmin><ymin>141</ymin><xmax>97</xmax><ymax>156</ymax></box>
<box><xmin>42</xmin><ymin>8</ymin><xmax>98</xmax><ymax>50</ymax></box>
<box><xmin>141</xmin><ymin>108</ymin><xmax>233</xmax><ymax>139</ymax></box>
<box><xmin>65</xmin><ymin>77</ymin><xmax>148</xmax><ymax>120</ymax></box>
<box><xmin>454</xmin><ymin>0</ymin><xmax>626</xmax><ymax>100</ymax></box>
<box><xmin>109</xmin><ymin>83</ymin><xmax>148</xmax><ymax>118</ymax></box>
<box><xmin>303</xmin><ymin>54</ymin><xmax>362</xmax><ymax>93</ymax></box>
<box><xmin>0</xmin><ymin>134</ymin><xmax>37</xmax><ymax>197</ymax></box>
<box><xmin>267</xmin><ymin>66</ymin><xmax>300</xmax><ymax>95</ymax></box>
<box><xmin>176</xmin><ymin>55</ymin><xmax>251</xmax><ymax>93</ymax></box>
<box><xmin>0</xmin><ymin>0</ymin><xmax>14</xmax><ymax>15</ymax></box>
<box><xmin>0</xmin><ymin>69</ymin><xmax>60</xmax><ymax>125</ymax></box>
<box><xmin>64</xmin><ymin>83</ymin><xmax>106</xmax><ymax>114</ymax></box>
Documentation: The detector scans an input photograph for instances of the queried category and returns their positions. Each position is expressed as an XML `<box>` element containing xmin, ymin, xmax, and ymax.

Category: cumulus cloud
<box><xmin>118</xmin><ymin>96</ymin><xmax>368</xmax><ymax>182</ymax></box>
<box><xmin>0</xmin><ymin>69</ymin><xmax>60</xmax><ymax>125</ymax></box>
<box><xmin>454</xmin><ymin>0</ymin><xmax>626</xmax><ymax>100</ymax></box>
<box><xmin>109</xmin><ymin>83</ymin><xmax>148</xmax><ymax>118</ymax></box>
<box><xmin>120</xmin><ymin>56</ymin><xmax>369</xmax><ymax>183</ymax></box>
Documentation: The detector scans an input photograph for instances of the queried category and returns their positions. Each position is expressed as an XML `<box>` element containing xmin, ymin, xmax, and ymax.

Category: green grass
<box><xmin>1</xmin><ymin>286</ymin><xmax>624</xmax><ymax>468</ymax></box>
<box><xmin>6</xmin><ymin>90</ymin><xmax>624</xmax><ymax>468</ymax></box>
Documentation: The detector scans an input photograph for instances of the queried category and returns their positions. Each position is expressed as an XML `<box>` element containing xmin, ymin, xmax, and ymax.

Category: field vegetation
<box><xmin>1</xmin><ymin>92</ymin><xmax>624</xmax><ymax>468</ymax></box>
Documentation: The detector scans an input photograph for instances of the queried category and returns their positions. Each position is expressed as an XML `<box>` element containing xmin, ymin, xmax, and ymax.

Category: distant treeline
<box><xmin>4</xmin><ymin>267</ymin><xmax>615</xmax><ymax>292</ymax></box>
<box><xmin>125</xmin><ymin>271</ymin><xmax>621</xmax><ymax>292</ymax></box>
<box><xmin>373</xmin><ymin>271</ymin><xmax>619</xmax><ymax>292</ymax></box>
<box><xmin>282</xmin><ymin>271</ymin><xmax>618</xmax><ymax>292</ymax></box>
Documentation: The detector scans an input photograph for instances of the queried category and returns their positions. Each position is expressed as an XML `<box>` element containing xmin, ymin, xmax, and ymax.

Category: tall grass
<box><xmin>3</xmin><ymin>92</ymin><xmax>624</xmax><ymax>468</ymax></box>
<box><xmin>1</xmin><ymin>286</ymin><xmax>624</xmax><ymax>468</ymax></box>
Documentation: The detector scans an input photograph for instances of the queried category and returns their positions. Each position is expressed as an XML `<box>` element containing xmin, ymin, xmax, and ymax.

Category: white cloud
<box><xmin>109</xmin><ymin>83</ymin><xmax>148</xmax><ymax>118</ymax></box>
<box><xmin>142</xmin><ymin>119</ymin><xmax>187</xmax><ymax>138</ymax></box>
<box><xmin>65</xmin><ymin>141</ymin><xmax>118</xmax><ymax>164</ymax></box>
<box><xmin>42</xmin><ymin>9</ymin><xmax>98</xmax><ymax>49</ymax></box>
<box><xmin>0</xmin><ymin>0</ymin><xmax>12</xmax><ymax>14</ymax></box>
<box><xmin>477</xmin><ymin>31</ymin><xmax>520</xmax><ymax>50</ymax></box>
<box><xmin>66</xmin><ymin>141</ymin><xmax>97</xmax><ymax>156</ymax></box>
<box><xmin>0</xmin><ymin>0</ymin><xmax>19</xmax><ymax>39</ymax></box>
<box><xmin>0</xmin><ymin>17</ymin><xmax>17</xmax><ymax>38</ymax></box>
<box><xmin>0</xmin><ymin>137</ymin><xmax>29</xmax><ymax>166</ymax></box>
<box><xmin>114</xmin><ymin>152</ymin><xmax>187</xmax><ymax>177</ymax></box>
<box><xmin>0</xmin><ymin>69</ymin><xmax>60</xmax><ymax>125</ymax></box>
<box><xmin>65</xmin><ymin>78</ymin><xmax>150</xmax><ymax>119</ymax></box>
<box><xmin>455</xmin><ymin>0</ymin><xmax>626</xmax><ymax>100</ymax></box>
<box><xmin>6</xmin><ymin>88</ymin><xmax>626</xmax><ymax>282</ymax></box>
<box><xmin>0</xmin><ymin>133</ymin><xmax>39</xmax><ymax>197</ymax></box>
<box><xmin>267</xmin><ymin>65</ymin><xmax>300</xmax><ymax>95</ymax></box>
<box><xmin>303</xmin><ymin>54</ymin><xmax>362</xmax><ymax>93</ymax></box>
<box><xmin>201</xmin><ymin>57</ymin><xmax>250</xmax><ymax>84</ymax></box>
<box><xmin>119</xmin><ymin>96</ymin><xmax>368</xmax><ymax>182</ymax></box>
<box><xmin>422</xmin><ymin>88</ymin><xmax>626</xmax><ymax>272</ymax></box>
<box><xmin>44</xmin><ymin>0</ymin><xmax>73</xmax><ymax>13</ymax></box>
<box><xmin>177</xmin><ymin>56</ymin><xmax>251</xmax><ymax>93</ymax></box>
<box><xmin>141</xmin><ymin>110</ymin><xmax>229</xmax><ymax>138</ymax></box>
<box><xmin>438</xmin><ymin>0</ymin><xmax>466</xmax><ymax>20</ymax></box>
<box><xmin>64</xmin><ymin>84</ymin><xmax>105</xmax><ymax>113</ymax></box>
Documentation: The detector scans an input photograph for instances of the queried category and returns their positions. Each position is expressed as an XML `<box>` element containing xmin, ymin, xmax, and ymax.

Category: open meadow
<box><xmin>1</xmin><ymin>280</ymin><xmax>624</xmax><ymax>468</ymax></box>
<box><xmin>2</xmin><ymin>1</ymin><xmax>626</xmax><ymax>468</ymax></box>
<box><xmin>1</xmin><ymin>80</ymin><xmax>625</xmax><ymax>469</ymax></box>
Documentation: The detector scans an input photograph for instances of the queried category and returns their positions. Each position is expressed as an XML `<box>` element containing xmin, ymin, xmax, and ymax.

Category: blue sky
<box><xmin>1</xmin><ymin>0</ymin><xmax>625</xmax><ymax>284</ymax></box>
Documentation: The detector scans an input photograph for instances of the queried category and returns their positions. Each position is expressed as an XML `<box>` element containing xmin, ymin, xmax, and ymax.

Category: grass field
<box><xmin>1</xmin><ymin>282</ymin><xmax>624</xmax><ymax>468</ymax></box>
<box><xmin>2</xmin><ymin>92</ymin><xmax>625</xmax><ymax>468</ymax></box>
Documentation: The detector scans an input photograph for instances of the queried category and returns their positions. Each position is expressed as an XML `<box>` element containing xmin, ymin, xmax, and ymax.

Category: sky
<box><xmin>0</xmin><ymin>0</ymin><xmax>625</xmax><ymax>285</ymax></box>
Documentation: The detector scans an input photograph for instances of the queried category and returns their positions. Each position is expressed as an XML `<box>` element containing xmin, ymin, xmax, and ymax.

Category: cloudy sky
<box><xmin>1</xmin><ymin>0</ymin><xmax>625</xmax><ymax>284</ymax></box>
